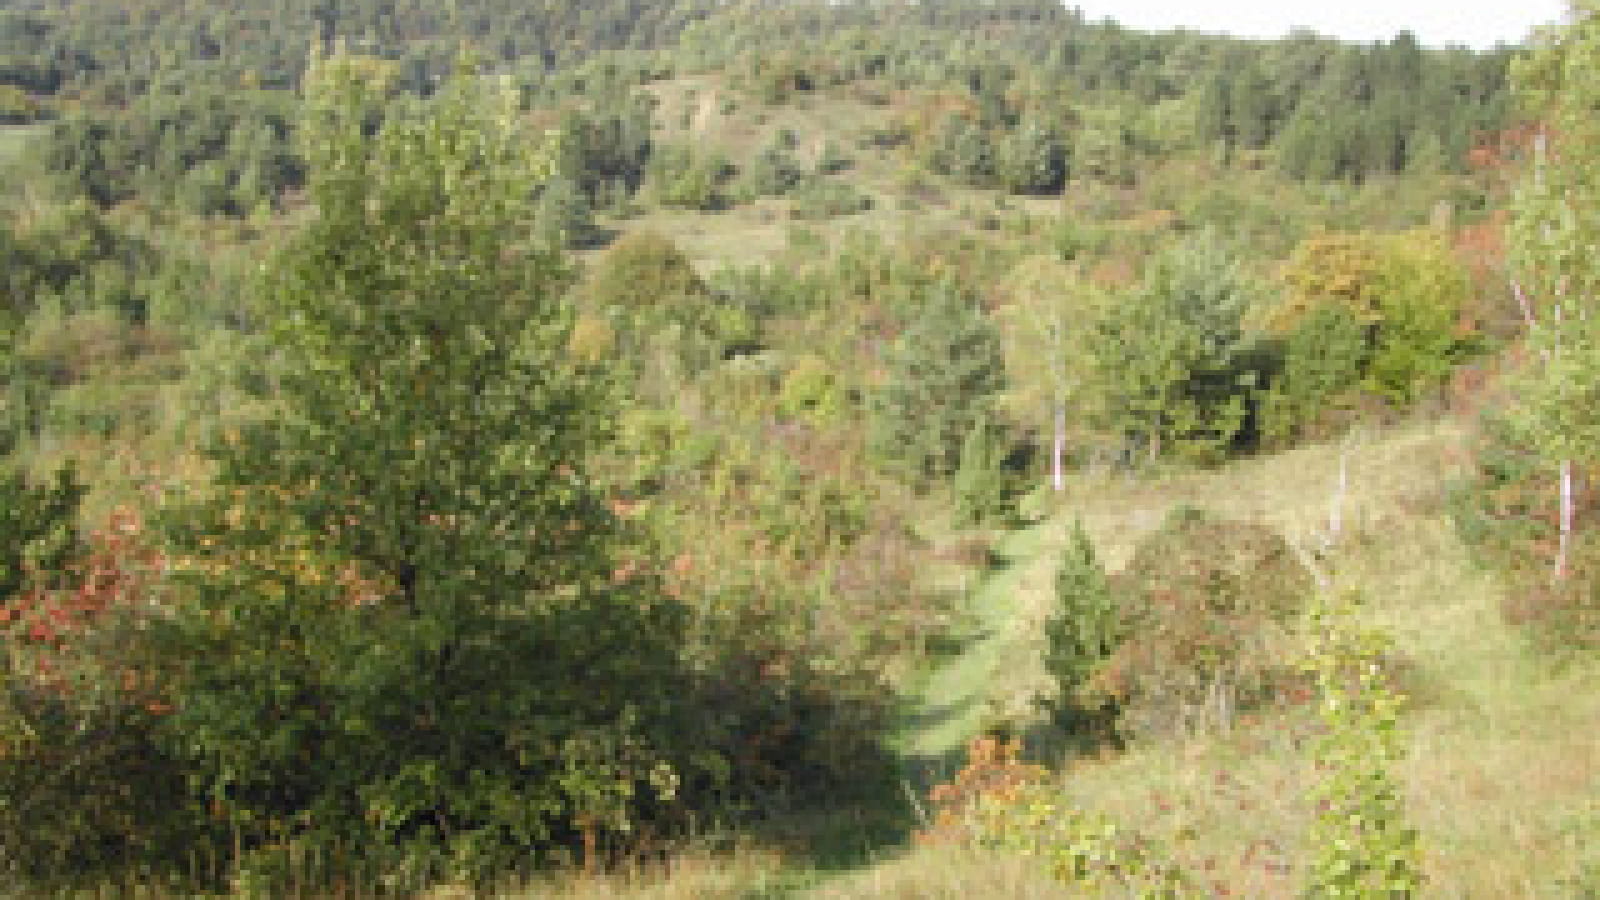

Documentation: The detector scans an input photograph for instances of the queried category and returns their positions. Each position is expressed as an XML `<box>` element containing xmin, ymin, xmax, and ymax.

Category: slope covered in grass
<box><xmin>537</xmin><ymin>418</ymin><xmax>1598</xmax><ymax>897</ymax></box>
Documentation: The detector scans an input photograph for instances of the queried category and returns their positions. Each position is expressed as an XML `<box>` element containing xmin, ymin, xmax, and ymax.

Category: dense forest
<box><xmin>0</xmin><ymin>0</ymin><xmax>1595</xmax><ymax>895</ymax></box>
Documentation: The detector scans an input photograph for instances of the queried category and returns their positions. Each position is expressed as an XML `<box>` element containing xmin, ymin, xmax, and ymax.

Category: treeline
<box><xmin>0</xmin><ymin>0</ymin><xmax>718</xmax><ymax>105</ymax></box>
<box><xmin>679</xmin><ymin>0</ymin><xmax>1511</xmax><ymax>185</ymax></box>
<box><xmin>4</xmin><ymin>0</ymin><xmax>1513</xmax><ymax>210</ymax></box>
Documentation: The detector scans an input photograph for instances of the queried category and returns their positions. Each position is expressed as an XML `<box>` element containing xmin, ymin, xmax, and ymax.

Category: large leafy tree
<box><xmin>1454</xmin><ymin>1</ymin><xmax>1600</xmax><ymax>643</ymax></box>
<box><xmin>153</xmin><ymin>51</ymin><xmax>696</xmax><ymax>885</ymax></box>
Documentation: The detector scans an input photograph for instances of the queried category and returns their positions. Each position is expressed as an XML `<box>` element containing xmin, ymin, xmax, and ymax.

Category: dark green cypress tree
<box><xmin>1043</xmin><ymin>521</ymin><xmax>1121</xmax><ymax>729</ymax></box>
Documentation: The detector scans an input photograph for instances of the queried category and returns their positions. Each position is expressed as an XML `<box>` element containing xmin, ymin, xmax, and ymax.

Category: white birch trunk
<box><xmin>1557</xmin><ymin>459</ymin><xmax>1573</xmax><ymax>583</ymax></box>
<box><xmin>1329</xmin><ymin>440</ymin><xmax>1350</xmax><ymax>547</ymax></box>
<box><xmin>1052</xmin><ymin>404</ymin><xmax>1065</xmax><ymax>492</ymax></box>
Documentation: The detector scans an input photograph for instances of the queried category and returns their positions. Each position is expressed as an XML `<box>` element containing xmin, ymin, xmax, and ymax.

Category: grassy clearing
<box><xmin>588</xmin><ymin>76</ymin><xmax>1069</xmax><ymax>271</ymax></box>
<box><xmin>0</xmin><ymin>123</ymin><xmax>43</xmax><ymax>164</ymax></box>
<box><xmin>536</xmin><ymin>417</ymin><xmax>1597</xmax><ymax>897</ymax></box>
<box><xmin>893</xmin><ymin>521</ymin><xmax>1058</xmax><ymax>776</ymax></box>
<box><xmin>847</xmin><ymin>418</ymin><xmax>1597</xmax><ymax>897</ymax></box>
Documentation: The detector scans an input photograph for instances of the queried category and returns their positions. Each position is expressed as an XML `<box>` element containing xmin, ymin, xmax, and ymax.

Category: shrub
<box><xmin>1260</xmin><ymin>302</ymin><xmax>1372</xmax><ymax>447</ymax></box>
<box><xmin>789</xmin><ymin>177</ymin><xmax>872</xmax><ymax>220</ymax></box>
<box><xmin>995</xmin><ymin>117</ymin><xmax>1067</xmax><ymax>195</ymax></box>
<box><xmin>576</xmin><ymin>231</ymin><xmax>756</xmax><ymax>387</ymax></box>
<box><xmin>1450</xmin><ymin>414</ymin><xmax>1600</xmax><ymax>654</ymax></box>
<box><xmin>815</xmin><ymin>139</ymin><xmax>852</xmax><ymax>175</ymax></box>
<box><xmin>742</xmin><ymin>139</ymin><xmax>805</xmax><ymax>197</ymax></box>
<box><xmin>647</xmin><ymin>142</ymin><xmax>734</xmax><ymax>211</ymax></box>
<box><xmin>1091</xmin><ymin>507</ymin><xmax>1312</xmax><ymax>737</ymax></box>
<box><xmin>1300</xmin><ymin>593</ymin><xmax>1425</xmax><ymax>897</ymax></box>
<box><xmin>778</xmin><ymin>353</ymin><xmax>845</xmax><ymax>422</ymax></box>
<box><xmin>921</xmin><ymin>738</ymin><xmax>1193</xmax><ymax>894</ymax></box>
<box><xmin>0</xmin><ymin>509</ymin><xmax>199</xmax><ymax>889</ymax></box>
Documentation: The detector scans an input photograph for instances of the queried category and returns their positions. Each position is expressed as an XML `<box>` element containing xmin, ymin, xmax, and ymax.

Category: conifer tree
<box><xmin>867</xmin><ymin>278</ymin><xmax>1007</xmax><ymax>483</ymax></box>
<box><xmin>1088</xmin><ymin>232</ymin><xmax>1260</xmax><ymax>462</ymax></box>
<box><xmin>1044</xmin><ymin>521</ymin><xmax>1121</xmax><ymax>728</ymax></box>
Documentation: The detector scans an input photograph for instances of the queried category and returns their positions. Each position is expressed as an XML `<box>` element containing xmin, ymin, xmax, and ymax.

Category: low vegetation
<box><xmin>0</xmin><ymin>0</ymin><xmax>1595</xmax><ymax>895</ymax></box>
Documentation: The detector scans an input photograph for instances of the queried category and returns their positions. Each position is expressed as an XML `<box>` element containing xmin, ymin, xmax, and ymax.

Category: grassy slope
<box><xmin>588</xmin><ymin>77</ymin><xmax>1064</xmax><ymax>271</ymax></box>
<box><xmin>530</xmin><ymin>79</ymin><xmax>1588</xmax><ymax>899</ymax></box>
<box><xmin>828</xmin><ymin>419</ymin><xmax>1599</xmax><ymax>898</ymax></box>
<box><xmin>538</xmin><ymin>418</ymin><xmax>1598</xmax><ymax>897</ymax></box>
<box><xmin>0</xmin><ymin>123</ymin><xmax>43</xmax><ymax>163</ymax></box>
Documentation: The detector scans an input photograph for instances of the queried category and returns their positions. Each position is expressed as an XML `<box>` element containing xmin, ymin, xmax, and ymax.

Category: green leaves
<box><xmin>1506</xmin><ymin>6</ymin><xmax>1600</xmax><ymax>469</ymax></box>
<box><xmin>149</xmin><ymin>51</ymin><xmax>697</xmax><ymax>889</ymax></box>
<box><xmin>1043</xmin><ymin>520</ymin><xmax>1122</xmax><ymax>727</ymax></box>
<box><xmin>867</xmin><ymin>278</ymin><xmax>1007</xmax><ymax>483</ymax></box>
<box><xmin>0</xmin><ymin>465</ymin><xmax>80</xmax><ymax>599</ymax></box>
<box><xmin>1088</xmin><ymin>231</ymin><xmax>1262</xmax><ymax>463</ymax></box>
<box><xmin>1301</xmin><ymin>593</ymin><xmax>1424</xmax><ymax>897</ymax></box>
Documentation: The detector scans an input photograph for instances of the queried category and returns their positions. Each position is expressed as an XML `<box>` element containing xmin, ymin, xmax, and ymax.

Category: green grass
<box><xmin>0</xmin><ymin>123</ymin><xmax>43</xmax><ymax>159</ymax></box>
<box><xmin>538</xmin><ymin>417</ymin><xmax>1599</xmax><ymax>897</ymax></box>
<box><xmin>892</xmin><ymin>521</ymin><xmax>1057</xmax><ymax>776</ymax></box>
<box><xmin>583</xmin><ymin>74</ymin><xmax>1069</xmax><ymax>271</ymax></box>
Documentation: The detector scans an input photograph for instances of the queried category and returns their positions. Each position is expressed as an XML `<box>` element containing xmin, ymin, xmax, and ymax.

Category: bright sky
<box><xmin>1070</xmin><ymin>1</ymin><xmax>1569</xmax><ymax>48</ymax></box>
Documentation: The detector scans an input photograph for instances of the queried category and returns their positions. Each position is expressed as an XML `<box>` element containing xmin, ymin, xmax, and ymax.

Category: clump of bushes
<box><xmin>1046</xmin><ymin>507</ymin><xmax>1312</xmax><ymax>739</ymax></box>
<box><xmin>919</xmin><ymin>737</ymin><xmax>1192</xmax><ymax>893</ymax></box>
<box><xmin>646</xmin><ymin>142</ymin><xmax>736</xmax><ymax>211</ymax></box>
<box><xmin>1261</xmin><ymin>230</ymin><xmax>1480</xmax><ymax>446</ymax></box>
<box><xmin>789</xmin><ymin>177</ymin><xmax>872</xmax><ymax>220</ymax></box>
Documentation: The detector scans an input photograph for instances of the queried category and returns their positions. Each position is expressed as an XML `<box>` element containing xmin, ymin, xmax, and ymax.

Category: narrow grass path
<box><xmin>891</xmin><ymin>520</ymin><xmax>1059</xmax><ymax>785</ymax></box>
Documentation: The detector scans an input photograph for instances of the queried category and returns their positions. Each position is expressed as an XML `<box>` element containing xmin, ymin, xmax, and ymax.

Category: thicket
<box><xmin>1262</xmin><ymin>230</ymin><xmax>1479</xmax><ymax>445</ymax></box>
<box><xmin>1046</xmin><ymin>508</ymin><xmax>1313</xmax><ymax>739</ymax></box>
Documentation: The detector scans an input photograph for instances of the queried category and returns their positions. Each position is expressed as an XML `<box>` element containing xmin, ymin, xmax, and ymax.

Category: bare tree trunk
<box><xmin>1329</xmin><ymin>440</ymin><xmax>1350</xmax><ymax>547</ymax></box>
<box><xmin>1514</xmin><ymin>280</ymin><xmax>1537</xmax><ymax>330</ymax></box>
<box><xmin>1557</xmin><ymin>459</ymin><xmax>1573</xmax><ymax>583</ymax></box>
<box><xmin>1052</xmin><ymin>404</ymin><xmax>1065</xmax><ymax>492</ymax></box>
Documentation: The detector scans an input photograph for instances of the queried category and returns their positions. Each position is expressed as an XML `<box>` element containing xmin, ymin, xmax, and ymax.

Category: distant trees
<box><xmin>39</xmin><ymin>86</ymin><xmax>303</xmax><ymax>214</ymax></box>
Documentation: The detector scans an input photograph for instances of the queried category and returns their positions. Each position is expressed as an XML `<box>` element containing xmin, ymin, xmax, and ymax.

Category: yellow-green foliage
<box><xmin>577</xmin><ymin>230</ymin><xmax>712</xmax><ymax>314</ymax></box>
<box><xmin>779</xmin><ymin>353</ymin><xmax>845</xmax><ymax>422</ymax></box>
<box><xmin>1301</xmin><ymin>593</ymin><xmax>1424</xmax><ymax>897</ymax></box>
<box><xmin>1274</xmin><ymin>230</ymin><xmax>1474</xmax><ymax>405</ymax></box>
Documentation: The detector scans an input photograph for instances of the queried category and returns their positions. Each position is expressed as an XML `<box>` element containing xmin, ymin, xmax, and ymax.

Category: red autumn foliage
<box><xmin>4</xmin><ymin>506</ymin><xmax>166</xmax><ymax>706</ymax></box>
